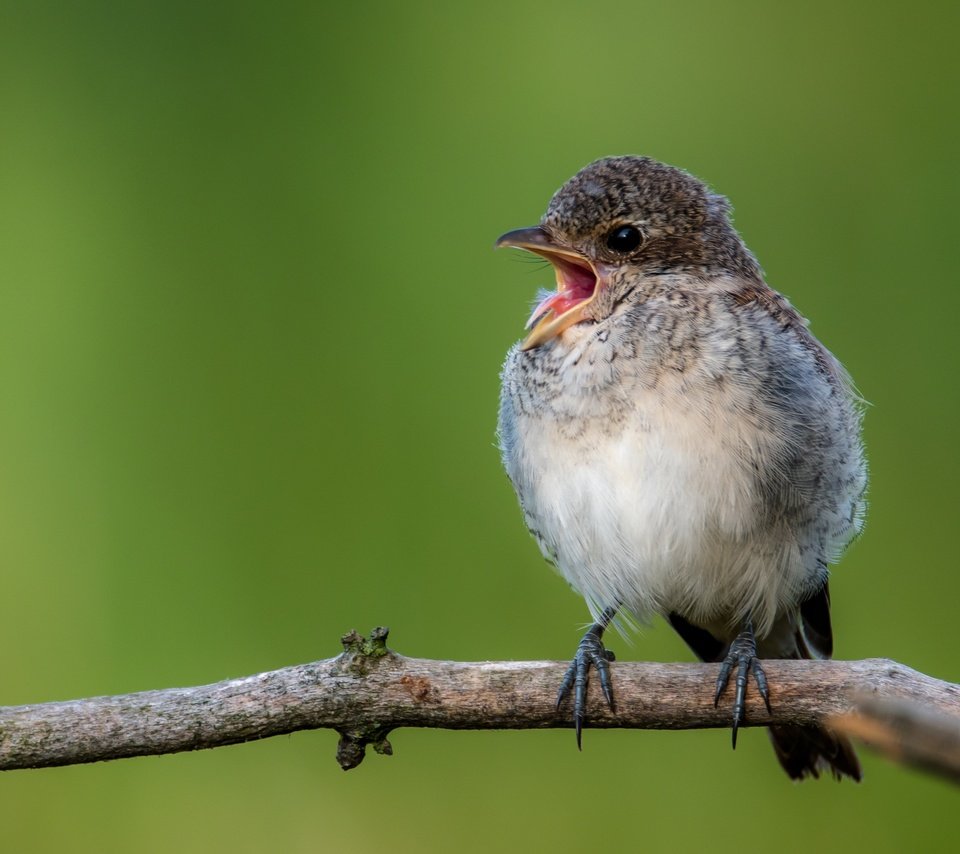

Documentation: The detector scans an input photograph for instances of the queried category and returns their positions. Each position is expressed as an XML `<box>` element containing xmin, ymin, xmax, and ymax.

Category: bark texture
<box><xmin>0</xmin><ymin>628</ymin><xmax>956</xmax><ymax>773</ymax></box>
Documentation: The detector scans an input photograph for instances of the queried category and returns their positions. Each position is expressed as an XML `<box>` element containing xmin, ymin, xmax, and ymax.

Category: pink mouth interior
<box><xmin>526</xmin><ymin>256</ymin><xmax>597</xmax><ymax>328</ymax></box>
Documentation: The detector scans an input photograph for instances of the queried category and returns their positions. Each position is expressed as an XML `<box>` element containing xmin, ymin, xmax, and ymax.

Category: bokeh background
<box><xmin>0</xmin><ymin>2</ymin><xmax>957</xmax><ymax>851</ymax></box>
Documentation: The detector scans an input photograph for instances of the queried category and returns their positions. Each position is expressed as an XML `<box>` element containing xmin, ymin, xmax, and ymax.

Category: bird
<box><xmin>495</xmin><ymin>155</ymin><xmax>866</xmax><ymax>780</ymax></box>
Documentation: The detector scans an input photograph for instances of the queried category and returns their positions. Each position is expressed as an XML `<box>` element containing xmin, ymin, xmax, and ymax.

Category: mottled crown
<box><xmin>542</xmin><ymin>156</ymin><xmax>761</xmax><ymax>279</ymax></box>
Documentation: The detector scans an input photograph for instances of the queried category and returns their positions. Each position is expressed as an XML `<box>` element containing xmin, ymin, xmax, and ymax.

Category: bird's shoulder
<box><xmin>718</xmin><ymin>278</ymin><xmax>850</xmax><ymax>392</ymax></box>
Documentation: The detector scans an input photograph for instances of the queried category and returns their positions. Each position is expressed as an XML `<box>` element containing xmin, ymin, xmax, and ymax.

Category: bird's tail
<box><xmin>770</xmin><ymin>585</ymin><xmax>862</xmax><ymax>782</ymax></box>
<box><xmin>768</xmin><ymin>724</ymin><xmax>862</xmax><ymax>781</ymax></box>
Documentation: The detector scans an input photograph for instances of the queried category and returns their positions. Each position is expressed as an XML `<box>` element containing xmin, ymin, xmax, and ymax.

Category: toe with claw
<box><xmin>714</xmin><ymin>620</ymin><xmax>772</xmax><ymax>748</ymax></box>
<box><xmin>556</xmin><ymin>608</ymin><xmax>617</xmax><ymax>749</ymax></box>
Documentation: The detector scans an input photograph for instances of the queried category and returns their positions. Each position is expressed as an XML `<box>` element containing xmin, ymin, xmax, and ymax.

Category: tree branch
<box><xmin>1</xmin><ymin>628</ymin><xmax>957</xmax><ymax>775</ymax></box>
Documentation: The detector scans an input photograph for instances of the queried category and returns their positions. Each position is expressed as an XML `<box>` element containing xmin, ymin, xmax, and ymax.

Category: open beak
<box><xmin>495</xmin><ymin>226</ymin><xmax>601</xmax><ymax>351</ymax></box>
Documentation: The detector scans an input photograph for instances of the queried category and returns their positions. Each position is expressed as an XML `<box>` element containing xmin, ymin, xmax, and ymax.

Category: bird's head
<box><xmin>496</xmin><ymin>156</ymin><xmax>760</xmax><ymax>350</ymax></box>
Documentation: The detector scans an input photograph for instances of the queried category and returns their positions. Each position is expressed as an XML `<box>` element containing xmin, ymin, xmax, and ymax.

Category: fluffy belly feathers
<box><xmin>506</xmin><ymin>405</ymin><xmax>808</xmax><ymax>636</ymax></box>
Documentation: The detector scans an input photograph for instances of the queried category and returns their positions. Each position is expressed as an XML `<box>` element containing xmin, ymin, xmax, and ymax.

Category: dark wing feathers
<box><xmin>800</xmin><ymin>580</ymin><xmax>834</xmax><ymax>659</ymax></box>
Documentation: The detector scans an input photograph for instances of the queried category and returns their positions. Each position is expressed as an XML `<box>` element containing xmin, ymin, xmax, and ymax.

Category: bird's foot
<box><xmin>557</xmin><ymin>610</ymin><xmax>617</xmax><ymax>749</ymax></box>
<box><xmin>714</xmin><ymin>620</ymin><xmax>771</xmax><ymax>749</ymax></box>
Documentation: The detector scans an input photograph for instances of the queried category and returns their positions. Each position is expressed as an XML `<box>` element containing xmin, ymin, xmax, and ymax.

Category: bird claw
<box><xmin>557</xmin><ymin>624</ymin><xmax>616</xmax><ymax>749</ymax></box>
<box><xmin>714</xmin><ymin>621</ymin><xmax>771</xmax><ymax>749</ymax></box>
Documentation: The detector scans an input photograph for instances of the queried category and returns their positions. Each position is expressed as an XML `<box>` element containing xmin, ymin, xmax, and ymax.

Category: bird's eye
<box><xmin>606</xmin><ymin>225</ymin><xmax>643</xmax><ymax>254</ymax></box>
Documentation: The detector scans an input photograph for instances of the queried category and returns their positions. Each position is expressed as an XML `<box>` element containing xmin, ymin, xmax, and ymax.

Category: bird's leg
<box><xmin>714</xmin><ymin>618</ymin><xmax>772</xmax><ymax>748</ymax></box>
<box><xmin>557</xmin><ymin>606</ymin><xmax>617</xmax><ymax>749</ymax></box>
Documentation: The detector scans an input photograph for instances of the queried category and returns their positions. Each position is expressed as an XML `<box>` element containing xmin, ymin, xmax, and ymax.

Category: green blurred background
<box><xmin>0</xmin><ymin>1</ymin><xmax>957</xmax><ymax>851</ymax></box>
